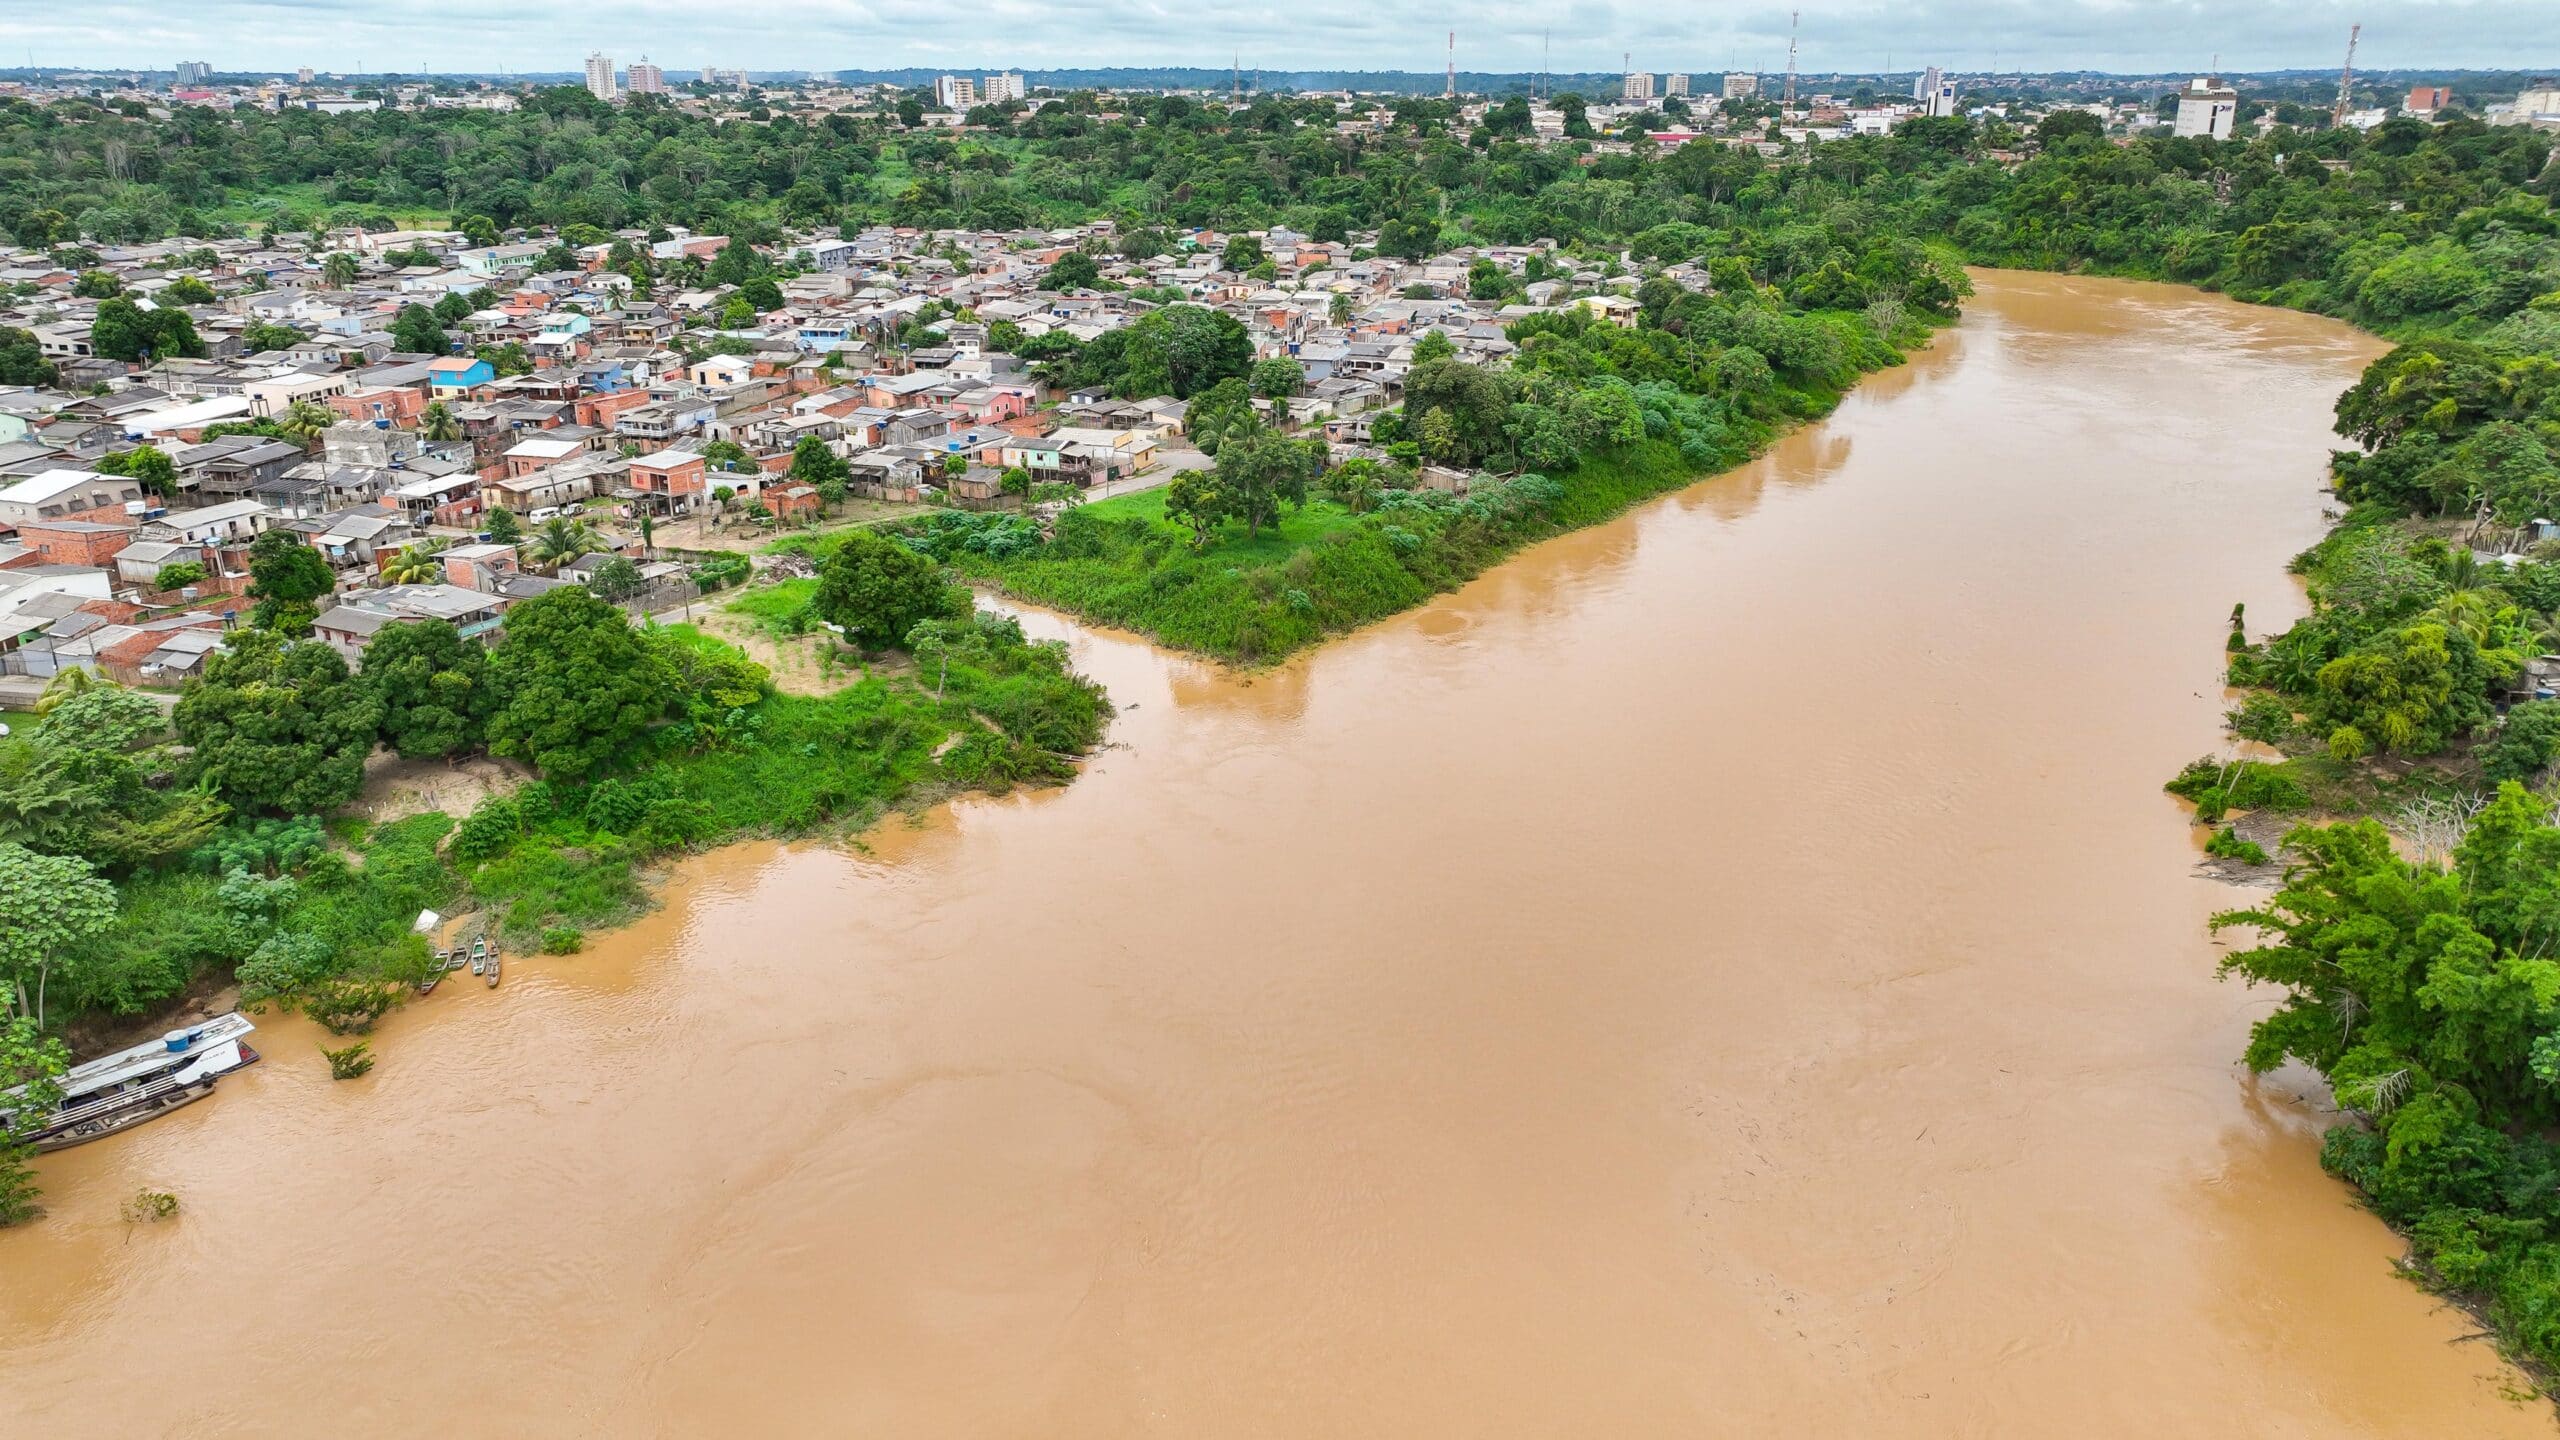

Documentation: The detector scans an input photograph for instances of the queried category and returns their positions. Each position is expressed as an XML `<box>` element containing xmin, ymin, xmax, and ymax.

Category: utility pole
<box><xmin>1445</xmin><ymin>31</ymin><xmax>1455</xmax><ymax>101</ymax></box>
<box><xmin>1541</xmin><ymin>29</ymin><xmax>1550</xmax><ymax>102</ymax></box>
<box><xmin>2332</xmin><ymin>23</ymin><xmax>2361</xmax><ymax>128</ymax></box>
<box><xmin>1783</xmin><ymin>10</ymin><xmax>1799</xmax><ymax>107</ymax></box>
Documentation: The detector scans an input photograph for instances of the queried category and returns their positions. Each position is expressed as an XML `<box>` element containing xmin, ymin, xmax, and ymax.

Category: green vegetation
<box><xmin>2217</xmin><ymin>785</ymin><xmax>2560</xmax><ymax>1377</ymax></box>
<box><xmin>0</xmin><ymin>1017</ymin><xmax>68</xmax><ymax>1226</ymax></box>
<box><xmin>955</xmin><ymin>292</ymin><xmax>1932</xmax><ymax>662</ymax></box>
<box><xmin>319</xmin><ymin>1040</ymin><xmax>374</xmax><ymax>1081</ymax></box>
<box><xmin>0</xmin><ymin>579</ymin><xmax>1109</xmax><ymax>1229</ymax></box>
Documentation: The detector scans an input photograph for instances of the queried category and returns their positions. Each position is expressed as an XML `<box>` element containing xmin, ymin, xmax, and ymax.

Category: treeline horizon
<box><xmin>9</xmin><ymin>64</ymin><xmax>2560</xmax><ymax>94</ymax></box>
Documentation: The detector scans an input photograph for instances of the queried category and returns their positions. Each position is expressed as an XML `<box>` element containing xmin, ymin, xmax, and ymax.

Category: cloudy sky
<box><xmin>8</xmin><ymin>0</ymin><xmax>2554</xmax><ymax>77</ymax></box>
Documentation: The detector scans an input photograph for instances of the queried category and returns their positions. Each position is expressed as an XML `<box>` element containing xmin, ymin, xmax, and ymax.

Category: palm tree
<box><xmin>275</xmin><ymin>400</ymin><xmax>336</xmax><ymax>446</ymax></box>
<box><xmin>379</xmin><ymin>545</ymin><xmax>443</xmax><ymax>584</ymax></box>
<box><xmin>523</xmin><ymin>517</ymin><xmax>604</xmax><ymax>572</ymax></box>
<box><xmin>418</xmin><ymin>401</ymin><xmax>462</xmax><ymax>443</ymax></box>
<box><xmin>31</xmin><ymin>666</ymin><xmax>119</xmax><ymax>716</ymax></box>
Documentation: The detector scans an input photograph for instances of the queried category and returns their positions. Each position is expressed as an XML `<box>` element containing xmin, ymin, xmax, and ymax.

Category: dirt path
<box><xmin>350</xmin><ymin>753</ymin><xmax>534</xmax><ymax>825</ymax></box>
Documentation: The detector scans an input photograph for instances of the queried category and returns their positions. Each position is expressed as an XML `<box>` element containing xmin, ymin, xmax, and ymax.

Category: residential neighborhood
<box><xmin>0</xmin><ymin>206</ymin><xmax>1560</xmax><ymax>686</ymax></box>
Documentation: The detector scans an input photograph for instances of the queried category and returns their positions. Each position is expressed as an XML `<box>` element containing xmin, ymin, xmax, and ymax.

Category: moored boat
<box><xmin>0</xmin><ymin>1015</ymin><xmax>261</xmax><ymax>1153</ymax></box>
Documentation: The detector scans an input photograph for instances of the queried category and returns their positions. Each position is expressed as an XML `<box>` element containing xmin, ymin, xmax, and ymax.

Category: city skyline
<box><xmin>8</xmin><ymin>0</ymin><xmax>2558</xmax><ymax>79</ymax></box>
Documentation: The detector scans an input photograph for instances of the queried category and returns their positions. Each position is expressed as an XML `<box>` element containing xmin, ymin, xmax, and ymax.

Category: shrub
<box><xmin>2483</xmin><ymin>700</ymin><xmax>2560</xmax><ymax>785</ymax></box>
<box><xmin>540</xmin><ymin>925</ymin><xmax>584</xmax><ymax>955</ymax></box>
<box><xmin>2205</xmin><ymin>826</ymin><xmax>2270</xmax><ymax>865</ymax></box>
<box><xmin>451</xmin><ymin>794</ymin><xmax>525</xmax><ymax>864</ymax></box>
<box><xmin>2227</xmin><ymin>693</ymin><xmax>2296</xmax><ymax>745</ymax></box>
<box><xmin>319</xmin><ymin>1041</ymin><xmax>374</xmax><ymax>1080</ymax></box>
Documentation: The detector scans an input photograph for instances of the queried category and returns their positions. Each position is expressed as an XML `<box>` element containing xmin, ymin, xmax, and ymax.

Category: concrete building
<box><xmin>1915</xmin><ymin>66</ymin><xmax>1942</xmax><ymax>102</ymax></box>
<box><xmin>297</xmin><ymin>65</ymin><xmax>314</xmax><ymax>85</ymax></box>
<box><xmin>1722</xmin><ymin>73</ymin><xmax>1759</xmax><ymax>101</ymax></box>
<box><xmin>2172</xmin><ymin>77</ymin><xmax>2239</xmax><ymax>140</ymax></box>
<box><xmin>1623</xmin><ymin>71</ymin><xmax>1655</xmax><ymax>103</ymax></box>
<box><xmin>981</xmin><ymin>73</ymin><xmax>1026</xmax><ymax>103</ymax></box>
<box><xmin>1923</xmin><ymin>80</ymin><xmax>1960</xmax><ymax>119</ymax></box>
<box><xmin>936</xmin><ymin>75</ymin><xmax>977</xmax><ymax>109</ymax></box>
<box><xmin>1664</xmin><ymin>74</ymin><xmax>1690</xmax><ymax>98</ymax></box>
<box><xmin>627</xmin><ymin>59</ymin><xmax>666</xmax><ymax>95</ymax></box>
<box><xmin>585</xmin><ymin>52</ymin><xmax>618</xmax><ymax>103</ymax></box>
<box><xmin>174</xmin><ymin>61</ymin><xmax>211</xmax><ymax>85</ymax></box>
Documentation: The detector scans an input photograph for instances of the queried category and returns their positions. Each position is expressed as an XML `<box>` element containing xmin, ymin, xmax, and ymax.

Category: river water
<box><xmin>4</xmin><ymin>271</ymin><xmax>2548</xmax><ymax>1437</ymax></box>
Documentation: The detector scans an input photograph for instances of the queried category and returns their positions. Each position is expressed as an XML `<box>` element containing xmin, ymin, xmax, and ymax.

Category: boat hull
<box><xmin>24</xmin><ymin>1042</ymin><xmax>261</xmax><ymax>1153</ymax></box>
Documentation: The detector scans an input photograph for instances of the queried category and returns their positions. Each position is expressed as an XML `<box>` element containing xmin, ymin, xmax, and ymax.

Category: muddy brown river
<box><xmin>4</xmin><ymin>271</ymin><xmax>2549</xmax><ymax>1437</ymax></box>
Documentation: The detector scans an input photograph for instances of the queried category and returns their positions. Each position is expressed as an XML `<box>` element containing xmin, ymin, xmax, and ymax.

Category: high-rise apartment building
<box><xmin>296</xmin><ymin>66</ymin><xmax>315</xmax><ymax>85</ymax></box>
<box><xmin>585</xmin><ymin>52</ymin><xmax>618</xmax><ymax>103</ymax></box>
<box><xmin>174</xmin><ymin>61</ymin><xmax>212</xmax><ymax>85</ymax></box>
<box><xmin>627</xmin><ymin>59</ymin><xmax>666</xmax><ymax>95</ymax></box>
<box><xmin>1721</xmin><ymin>73</ymin><xmax>1759</xmax><ymax>101</ymax></box>
<box><xmin>1663</xmin><ymin>74</ymin><xmax>1690</xmax><ymax>98</ymax></box>
<box><xmin>1623</xmin><ymin>71</ymin><xmax>1654</xmax><ymax>103</ymax></box>
<box><xmin>980</xmin><ymin>73</ymin><xmax>1026</xmax><ymax>103</ymax></box>
<box><xmin>2171</xmin><ymin>77</ymin><xmax>2239</xmax><ymax>140</ymax></box>
<box><xmin>936</xmin><ymin>74</ymin><xmax>978</xmax><ymax>108</ymax></box>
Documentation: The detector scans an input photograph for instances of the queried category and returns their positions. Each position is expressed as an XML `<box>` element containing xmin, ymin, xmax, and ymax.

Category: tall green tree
<box><xmin>390</xmin><ymin>303</ymin><xmax>449</xmax><ymax>355</ymax></box>
<box><xmin>89</xmin><ymin>297</ymin><xmax>203</xmax><ymax>363</ymax></box>
<box><xmin>810</xmin><ymin>530</ymin><xmax>970</xmax><ymax>651</ymax></box>
<box><xmin>361</xmin><ymin>619</ymin><xmax>494</xmax><ymax>759</ymax></box>
<box><xmin>1207</xmin><ymin>429</ymin><xmax>1327</xmax><ymax>541</ymax></box>
<box><xmin>484</xmin><ymin>587</ymin><xmax>674</xmax><ymax>782</ymax></box>
<box><xmin>174</xmin><ymin>631</ymin><xmax>379</xmax><ymax>815</ymax></box>
<box><xmin>0</xmin><ymin>844</ymin><xmax>118</xmax><ymax>1028</ymax></box>
<box><xmin>245</xmin><ymin>529</ymin><xmax>336</xmax><ymax>635</ymax></box>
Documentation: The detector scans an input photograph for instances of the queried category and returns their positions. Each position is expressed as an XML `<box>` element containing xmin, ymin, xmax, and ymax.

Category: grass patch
<box><xmin>725</xmin><ymin>577</ymin><xmax>819</xmax><ymax>638</ymax></box>
<box><xmin>944</xmin><ymin>440</ymin><xmax>1730</xmax><ymax>664</ymax></box>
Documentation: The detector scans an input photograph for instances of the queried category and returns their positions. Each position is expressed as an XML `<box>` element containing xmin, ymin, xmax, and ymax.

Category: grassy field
<box><xmin>945</xmin><ymin>440</ymin><xmax>1726</xmax><ymax>664</ymax></box>
<box><xmin>1071</xmin><ymin>487</ymin><xmax>1368</xmax><ymax>563</ymax></box>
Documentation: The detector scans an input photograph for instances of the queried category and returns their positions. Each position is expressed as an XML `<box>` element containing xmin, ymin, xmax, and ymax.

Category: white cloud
<box><xmin>13</xmin><ymin>0</ymin><xmax>2555</xmax><ymax>76</ymax></box>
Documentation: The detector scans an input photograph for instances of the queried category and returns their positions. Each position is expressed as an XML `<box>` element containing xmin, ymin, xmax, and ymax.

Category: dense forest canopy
<box><xmin>1</xmin><ymin>85</ymin><xmax>2550</xmax><ymax>329</ymax></box>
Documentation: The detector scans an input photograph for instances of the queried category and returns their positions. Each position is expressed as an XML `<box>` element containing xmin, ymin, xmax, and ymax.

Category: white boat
<box><xmin>0</xmin><ymin>1014</ymin><xmax>261</xmax><ymax>1153</ymax></box>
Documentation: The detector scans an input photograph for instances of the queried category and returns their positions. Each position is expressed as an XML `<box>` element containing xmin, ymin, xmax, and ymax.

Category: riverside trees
<box><xmin>2215</xmin><ymin>785</ymin><xmax>2560</xmax><ymax>1373</ymax></box>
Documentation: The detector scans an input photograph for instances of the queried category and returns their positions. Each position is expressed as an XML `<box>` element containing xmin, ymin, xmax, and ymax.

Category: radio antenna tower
<box><xmin>1541</xmin><ymin>29</ymin><xmax>1550</xmax><ymax>101</ymax></box>
<box><xmin>1783</xmin><ymin>10</ymin><xmax>1799</xmax><ymax>106</ymax></box>
<box><xmin>1445</xmin><ymin>31</ymin><xmax>1456</xmax><ymax>100</ymax></box>
<box><xmin>1232</xmin><ymin>52</ymin><xmax>1240</xmax><ymax>107</ymax></box>
<box><xmin>2331</xmin><ymin>23</ymin><xmax>2360</xmax><ymax>127</ymax></box>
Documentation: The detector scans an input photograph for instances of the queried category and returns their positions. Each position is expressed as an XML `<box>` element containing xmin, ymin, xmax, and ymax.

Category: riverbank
<box><xmin>30</xmin><ymin>613</ymin><xmax>1110</xmax><ymax>1062</ymax></box>
<box><xmin>941</xmin><ymin>303</ymin><xmax>1954</xmax><ymax>665</ymax></box>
